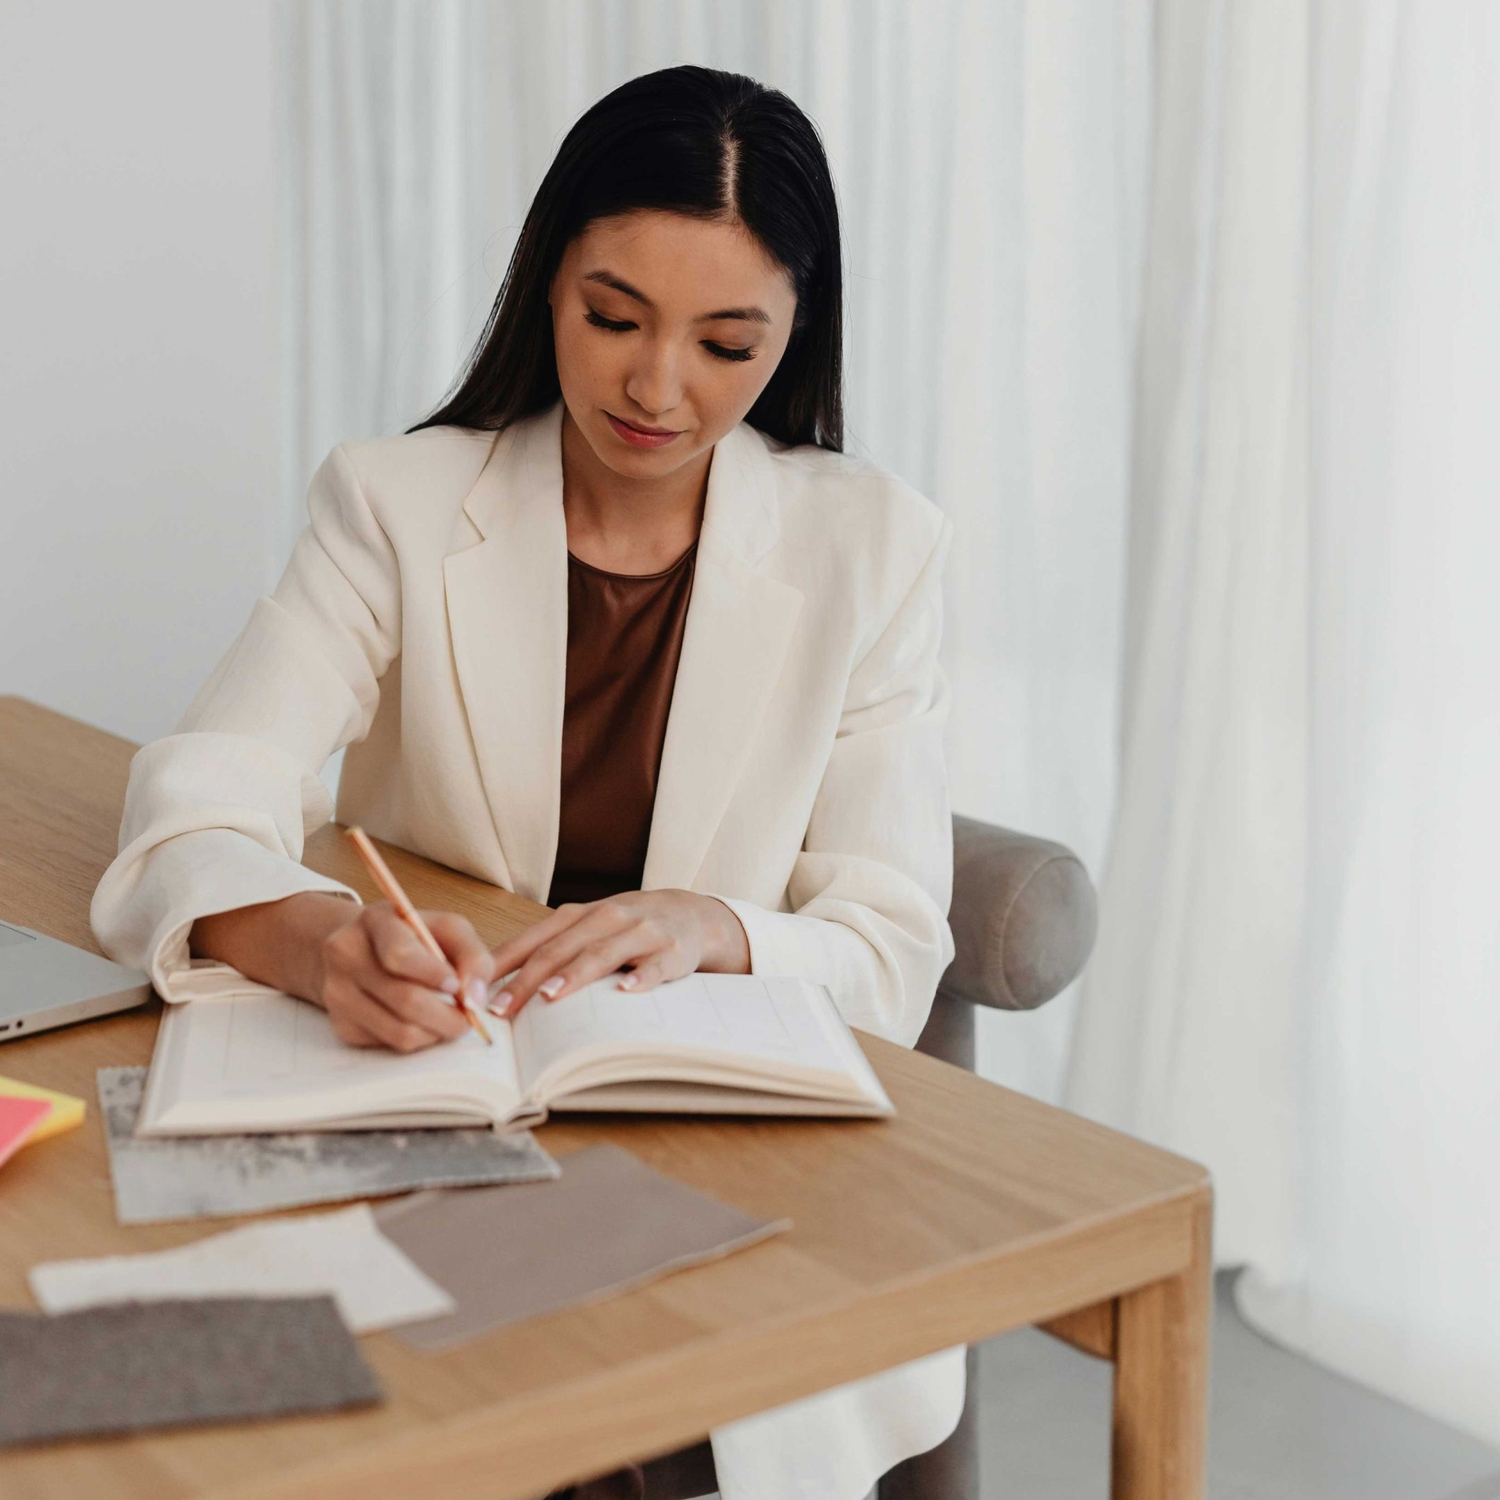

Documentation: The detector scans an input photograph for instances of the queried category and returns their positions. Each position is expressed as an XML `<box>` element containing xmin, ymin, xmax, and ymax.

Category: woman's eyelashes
<box><xmin>585</xmin><ymin>308</ymin><xmax>635</xmax><ymax>333</ymax></box>
<box><xmin>583</xmin><ymin>309</ymin><xmax>757</xmax><ymax>363</ymax></box>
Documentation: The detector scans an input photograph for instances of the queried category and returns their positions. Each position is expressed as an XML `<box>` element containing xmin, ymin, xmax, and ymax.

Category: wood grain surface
<box><xmin>0</xmin><ymin>697</ymin><xmax>1211</xmax><ymax>1500</ymax></box>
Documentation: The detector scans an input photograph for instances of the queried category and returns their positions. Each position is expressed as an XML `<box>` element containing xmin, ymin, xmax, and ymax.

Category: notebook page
<box><xmin>510</xmin><ymin>973</ymin><xmax>866</xmax><ymax>1095</ymax></box>
<box><xmin>150</xmin><ymin>992</ymin><xmax>520</xmax><ymax>1115</ymax></box>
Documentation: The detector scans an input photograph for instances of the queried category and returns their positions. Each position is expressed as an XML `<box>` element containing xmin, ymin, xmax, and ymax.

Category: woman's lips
<box><xmin>606</xmin><ymin>412</ymin><xmax>683</xmax><ymax>449</ymax></box>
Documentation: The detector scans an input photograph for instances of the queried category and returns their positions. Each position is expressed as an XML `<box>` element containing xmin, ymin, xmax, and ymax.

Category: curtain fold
<box><xmin>1068</xmin><ymin>0</ymin><xmax>1500</xmax><ymax>1446</ymax></box>
<box><xmin>1066</xmin><ymin>0</ymin><xmax>1310</xmax><ymax>1285</ymax></box>
<box><xmin>1240</xmin><ymin>0</ymin><xmax>1500</xmax><ymax>1447</ymax></box>
<box><xmin>276</xmin><ymin>0</ymin><xmax>491</xmax><ymax>560</ymax></box>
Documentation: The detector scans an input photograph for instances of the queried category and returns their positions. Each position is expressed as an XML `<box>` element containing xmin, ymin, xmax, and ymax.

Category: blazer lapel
<box><xmin>443</xmin><ymin>406</ymin><xmax>569</xmax><ymax>903</ymax></box>
<box><xmin>641</xmin><ymin>424</ymin><xmax>804</xmax><ymax>892</ymax></box>
<box><xmin>443</xmin><ymin>406</ymin><xmax>803</xmax><ymax>903</ymax></box>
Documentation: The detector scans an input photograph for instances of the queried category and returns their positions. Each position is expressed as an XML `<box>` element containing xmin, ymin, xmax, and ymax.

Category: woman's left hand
<box><xmin>488</xmin><ymin>890</ymin><xmax>751</xmax><ymax>1021</ymax></box>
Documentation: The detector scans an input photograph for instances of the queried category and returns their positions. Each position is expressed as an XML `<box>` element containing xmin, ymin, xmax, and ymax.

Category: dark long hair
<box><xmin>410</xmin><ymin>65</ymin><xmax>843</xmax><ymax>451</ymax></box>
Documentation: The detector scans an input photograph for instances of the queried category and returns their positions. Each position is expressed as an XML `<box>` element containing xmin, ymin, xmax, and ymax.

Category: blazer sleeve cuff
<box><xmin>709</xmin><ymin>895</ymin><xmax>947</xmax><ymax>1048</ymax></box>
<box><xmin>93</xmin><ymin>827</ymin><xmax>360</xmax><ymax>1004</ymax></box>
<box><xmin>711</xmin><ymin>896</ymin><xmax>811</xmax><ymax>974</ymax></box>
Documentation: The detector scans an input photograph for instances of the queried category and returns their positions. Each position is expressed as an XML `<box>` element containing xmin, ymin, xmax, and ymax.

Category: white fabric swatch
<box><xmin>29</xmin><ymin>1204</ymin><xmax>453</xmax><ymax>1334</ymax></box>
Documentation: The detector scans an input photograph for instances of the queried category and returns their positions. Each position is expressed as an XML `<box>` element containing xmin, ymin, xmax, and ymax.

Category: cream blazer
<box><xmin>92</xmin><ymin>401</ymin><xmax>964</xmax><ymax>1500</ymax></box>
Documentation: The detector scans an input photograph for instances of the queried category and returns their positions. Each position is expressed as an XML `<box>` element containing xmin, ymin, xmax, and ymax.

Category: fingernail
<box><xmin>489</xmin><ymin>990</ymin><xmax>512</xmax><ymax>1015</ymax></box>
<box><xmin>538</xmin><ymin>976</ymin><xmax>565</xmax><ymax>1000</ymax></box>
<box><xmin>439</xmin><ymin>975</ymin><xmax>460</xmax><ymax>996</ymax></box>
<box><xmin>464</xmin><ymin>978</ymin><xmax>487</xmax><ymax>1010</ymax></box>
<box><xmin>616</xmin><ymin>972</ymin><xmax>638</xmax><ymax>990</ymax></box>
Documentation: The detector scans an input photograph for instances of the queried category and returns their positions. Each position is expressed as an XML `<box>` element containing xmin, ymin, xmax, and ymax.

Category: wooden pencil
<box><xmin>343</xmin><ymin>825</ymin><xmax>493</xmax><ymax>1046</ymax></box>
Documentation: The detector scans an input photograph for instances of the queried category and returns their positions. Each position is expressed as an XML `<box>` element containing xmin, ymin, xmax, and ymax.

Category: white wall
<box><xmin>0</xmin><ymin>2</ymin><xmax>278</xmax><ymax>745</ymax></box>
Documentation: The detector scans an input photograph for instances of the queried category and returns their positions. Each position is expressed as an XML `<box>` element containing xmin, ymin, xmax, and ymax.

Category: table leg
<box><xmin>1109</xmin><ymin>1192</ymin><xmax>1212</xmax><ymax>1499</ymax></box>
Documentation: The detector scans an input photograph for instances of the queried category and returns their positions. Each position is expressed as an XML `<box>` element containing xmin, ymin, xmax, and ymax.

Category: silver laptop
<box><xmin>0</xmin><ymin>920</ymin><xmax>152</xmax><ymax>1041</ymax></box>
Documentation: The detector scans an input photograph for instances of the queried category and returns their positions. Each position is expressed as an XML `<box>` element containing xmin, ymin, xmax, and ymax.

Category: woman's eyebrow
<box><xmin>584</xmin><ymin>269</ymin><xmax>651</xmax><ymax>304</ymax></box>
<box><xmin>583</xmin><ymin>269</ymin><xmax>771</xmax><ymax>326</ymax></box>
<box><xmin>699</xmin><ymin>304</ymin><xmax>772</xmax><ymax>326</ymax></box>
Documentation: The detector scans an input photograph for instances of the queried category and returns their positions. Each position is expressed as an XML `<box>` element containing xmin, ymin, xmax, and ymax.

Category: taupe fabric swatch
<box><xmin>376</xmin><ymin>1143</ymin><xmax>789</xmax><ymax>1352</ymax></box>
<box><xmin>0</xmin><ymin>1295</ymin><xmax>382</xmax><ymax>1446</ymax></box>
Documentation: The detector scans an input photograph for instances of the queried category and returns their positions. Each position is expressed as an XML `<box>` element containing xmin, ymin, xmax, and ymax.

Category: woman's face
<box><xmin>549</xmin><ymin>210</ymin><xmax>799</xmax><ymax>481</ymax></box>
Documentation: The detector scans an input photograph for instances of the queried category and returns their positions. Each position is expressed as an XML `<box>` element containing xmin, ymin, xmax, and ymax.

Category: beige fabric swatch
<box><xmin>30</xmin><ymin>1204</ymin><xmax>453</xmax><ymax>1334</ymax></box>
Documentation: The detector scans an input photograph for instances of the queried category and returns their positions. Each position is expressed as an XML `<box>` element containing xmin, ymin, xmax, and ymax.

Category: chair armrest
<box><xmin>940</xmin><ymin>815</ymin><xmax>1098</xmax><ymax>1011</ymax></box>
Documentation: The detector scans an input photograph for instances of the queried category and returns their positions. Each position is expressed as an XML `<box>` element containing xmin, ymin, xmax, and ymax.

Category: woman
<box><xmin>93</xmin><ymin>66</ymin><xmax>961</xmax><ymax>1500</ymax></box>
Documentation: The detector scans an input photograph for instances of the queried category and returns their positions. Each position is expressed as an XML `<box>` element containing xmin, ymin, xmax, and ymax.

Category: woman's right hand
<box><xmin>316</xmin><ymin>902</ymin><xmax>496</xmax><ymax>1051</ymax></box>
<box><xmin>191</xmin><ymin>892</ymin><xmax>496</xmax><ymax>1053</ymax></box>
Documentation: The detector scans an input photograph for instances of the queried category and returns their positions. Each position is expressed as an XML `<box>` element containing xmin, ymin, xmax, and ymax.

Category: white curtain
<box><xmin>275</xmin><ymin>0</ymin><xmax>492</xmax><ymax>560</ymax></box>
<box><xmin>278</xmin><ymin>0</ymin><xmax>1500</xmax><ymax>1450</ymax></box>
<box><xmin>1067</xmin><ymin>0</ymin><xmax>1500</xmax><ymax>1447</ymax></box>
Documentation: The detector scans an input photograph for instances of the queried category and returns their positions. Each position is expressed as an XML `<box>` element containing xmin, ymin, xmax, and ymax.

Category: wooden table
<box><xmin>0</xmin><ymin>697</ymin><xmax>1211</xmax><ymax>1499</ymax></box>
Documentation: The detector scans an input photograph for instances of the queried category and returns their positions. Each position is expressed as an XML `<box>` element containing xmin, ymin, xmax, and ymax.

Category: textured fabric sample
<box><xmin>0</xmin><ymin>1296</ymin><xmax>381</xmax><ymax>1445</ymax></box>
<box><xmin>377</xmin><ymin>1143</ymin><xmax>788</xmax><ymax>1352</ymax></box>
<box><xmin>98</xmin><ymin>1066</ymin><xmax>558</xmax><ymax>1224</ymax></box>
<box><xmin>30</xmin><ymin>1204</ymin><xmax>453</xmax><ymax>1334</ymax></box>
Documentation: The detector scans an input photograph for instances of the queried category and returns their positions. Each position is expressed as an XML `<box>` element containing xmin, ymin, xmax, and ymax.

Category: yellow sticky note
<box><xmin>0</xmin><ymin>1076</ymin><xmax>86</xmax><ymax>1143</ymax></box>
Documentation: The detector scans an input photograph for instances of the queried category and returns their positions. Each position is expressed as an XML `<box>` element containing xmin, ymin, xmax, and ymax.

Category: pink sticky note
<box><xmin>0</xmin><ymin>1095</ymin><xmax>53</xmax><ymax>1170</ymax></box>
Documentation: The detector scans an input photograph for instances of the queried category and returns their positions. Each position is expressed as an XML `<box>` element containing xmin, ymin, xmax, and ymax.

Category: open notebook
<box><xmin>137</xmin><ymin>973</ymin><xmax>893</xmax><ymax>1137</ymax></box>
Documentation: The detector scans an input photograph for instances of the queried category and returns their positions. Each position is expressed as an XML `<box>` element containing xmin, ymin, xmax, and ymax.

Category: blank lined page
<box><xmin>511</xmin><ymin>973</ymin><xmax>863</xmax><ymax>1090</ymax></box>
<box><xmin>151</xmin><ymin>992</ymin><xmax>519</xmax><ymax>1110</ymax></box>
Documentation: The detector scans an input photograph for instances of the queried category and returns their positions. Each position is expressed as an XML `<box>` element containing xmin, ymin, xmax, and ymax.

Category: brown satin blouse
<box><xmin>546</xmin><ymin>540</ymin><xmax>698</xmax><ymax>908</ymax></box>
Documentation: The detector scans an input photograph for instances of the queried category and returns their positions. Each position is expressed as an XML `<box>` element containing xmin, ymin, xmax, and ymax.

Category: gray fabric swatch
<box><xmin>99</xmin><ymin>1066</ymin><xmax>559</xmax><ymax>1225</ymax></box>
<box><xmin>377</xmin><ymin>1143</ymin><xmax>790</xmax><ymax>1352</ymax></box>
<box><xmin>0</xmin><ymin>1296</ymin><xmax>382</xmax><ymax>1446</ymax></box>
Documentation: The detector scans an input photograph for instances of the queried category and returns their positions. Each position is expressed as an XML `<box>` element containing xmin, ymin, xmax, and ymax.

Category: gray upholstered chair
<box><xmin>878</xmin><ymin>814</ymin><xmax>1099</xmax><ymax>1500</ymax></box>
<box><xmin>637</xmin><ymin>815</ymin><xmax>1099</xmax><ymax>1500</ymax></box>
